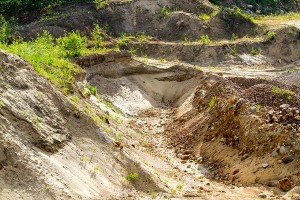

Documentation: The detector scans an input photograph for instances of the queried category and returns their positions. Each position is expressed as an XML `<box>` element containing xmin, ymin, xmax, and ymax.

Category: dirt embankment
<box><xmin>0</xmin><ymin>50</ymin><xmax>163</xmax><ymax>199</ymax></box>
<box><xmin>167</xmin><ymin>73</ymin><xmax>300</xmax><ymax>188</ymax></box>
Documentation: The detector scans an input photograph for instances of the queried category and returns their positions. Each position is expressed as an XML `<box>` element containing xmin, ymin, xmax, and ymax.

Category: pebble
<box><xmin>282</xmin><ymin>155</ymin><xmax>295</xmax><ymax>164</ymax></box>
<box><xmin>258</xmin><ymin>193</ymin><xmax>267</xmax><ymax>198</ymax></box>
<box><xmin>262</xmin><ymin>163</ymin><xmax>269</xmax><ymax>168</ymax></box>
<box><xmin>279</xmin><ymin>146</ymin><xmax>288</xmax><ymax>155</ymax></box>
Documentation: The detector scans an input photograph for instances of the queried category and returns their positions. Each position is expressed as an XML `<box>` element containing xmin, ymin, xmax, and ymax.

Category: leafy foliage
<box><xmin>0</xmin><ymin>15</ymin><xmax>14</xmax><ymax>43</ymax></box>
<box><xmin>125</xmin><ymin>172</ymin><xmax>139</xmax><ymax>182</ymax></box>
<box><xmin>57</xmin><ymin>31</ymin><xmax>87</xmax><ymax>57</ymax></box>
<box><xmin>0</xmin><ymin>31</ymin><xmax>80</xmax><ymax>94</ymax></box>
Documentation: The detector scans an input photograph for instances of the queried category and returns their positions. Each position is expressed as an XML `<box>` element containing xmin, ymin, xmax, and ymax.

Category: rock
<box><xmin>187</xmin><ymin>164</ymin><xmax>191</xmax><ymax>168</ymax></box>
<box><xmin>258</xmin><ymin>193</ymin><xmax>267</xmax><ymax>198</ymax></box>
<box><xmin>248</xmin><ymin>106</ymin><xmax>256</xmax><ymax>114</ymax></box>
<box><xmin>279</xmin><ymin>146</ymin><xmax>288</xmax><ymax>155</ymax></box>
<box><xmin>262</xmin><ymin>163</ymin><xmax>269</xmax><ymax>168</ymax></box>
<box><xmin>241</xmin><ymin>153</ymin><xmax>249</xmax><ymax>161</ymax></box>
<box><xmin>233</xmin><ymin>169</ymin><xmax>240</xmax><ymax>175</ymax></box>
<box><xmin>277</xmin><ymin>178</ymin><xmax>293</xmax><ymax>192</ymax></box>
<box><xmin>282</xmin><ymin>155</ymin><xmax>295</xmax><ymax>164</ymax></box>
<box><xmin>295</xmin><ymin>115</ymin><xmax>300</xmax><ymax>121</ymax></box>
<box><xmin>268</xmin><ymin>180</ymin><xmax>279</xmax><ymax>187</ymax></box>
<box><xmin>181</xmin><ymin>155</ymin><xmax>190</xmax><ymax>160</ymax></box>
<box><xmin>271</xmin><ymin>150</ymin><xmax>278</xmax><ymax>157</ymax></box>
<box><xmin>280</xmin><ymin>104</ymin><xmax>290</xmax><ymax>110</ymax></box>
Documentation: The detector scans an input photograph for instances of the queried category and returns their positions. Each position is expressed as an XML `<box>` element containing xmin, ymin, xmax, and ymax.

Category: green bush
<box><xmin>266</xmin><ymin>31</ymin><xmax>276</xmax><ymax>40</ymax></box>
<box><xmin>125</xmin><ymin>173</ymin><xmax>139</xmax><ymax>182</ymax></box>
<box><xmin>91</xmin><ymin>24</ymin><xmax>105</xmax><ymax>48</ymax></box>
<box><xmin>87</xmin><ymin>84</ymin><xmax>97</xmax><ymax>95</ymax></box>
<box><xmin>0</xmin><ymin>15</ymin><xmax>13</xmax><ymax>43</ymax></box>
<box><xmin>57</xmin><ymin>31</ymin><xmax>87</xmax><ymax>57</ymax></box>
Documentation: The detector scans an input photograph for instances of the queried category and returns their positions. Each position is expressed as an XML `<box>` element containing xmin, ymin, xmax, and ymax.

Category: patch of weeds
<box><xmin>136</xmin><ymin>32</ymin><xmax>147</xmax><ymax>44</ymax></box>
<box><xmin>114</xmin><ymin>133</ymin><xmax>123</xmax><ymax>142</ymax></box>
<box><xmin>171</xmin><ymin>188</ymin><xmax>177</xmax><ymax>194</ymax></box>
<box><xmin>256</xmin><ymin>104</ymin><xmax>262</xmax><ymax>112</ymax></box>
<box><xmin>198</xmin><ymin>35</ymin><xmax>211</xmax><ymax>44</ymax></box>
<box><xmin>128</xmin><ymin>47</ymin><xmax>137</xmax><ymax>56</ymax></box>
<box><xmin>92</xmin><ymin>165</ymin><xmax>100</xmax><ymax>172</ymax></box>
<box><xmin>0</xmin><ymin>31</ymin><xmax>80</xmax><ymax>94</ymax></box>
<box><xmin>0</xmin><ymin>99</ymin><xmax>2</xmax><ymax>109</ymax></box>
<box><xmin>160</xmin><ymin>57</ymin><xmax>165</xmax><ymax>63</ymax></box>
<box><xmin>117</xmin><ymin>33</ymin><xmax>135</xmax><ymax>49</ymax></box>
<box><xmin>81</xmin><ymin>156</ymin><xmax>90</xmax><ymax>162</ymax></box>
<box><xmin>198</xmin><ymin>13</ymin><xmax>211</xmax><ymax>20</ymax></box>
<box><xmin>57</xmin><ymin>31</ymin><xmax>87</xmax><ymax>57</ymax></box>
<box><xmin>209</xmin><ymin>96</ymin><xmax>217</xmax><ymax>109</ymax></box>
<box><xmin>87</xmin><ymin>84</ymin><xmax>97</xmax><ymax>96</ymax></box>
<box><xmin>0</xmin><ymin>15</ymin><xmax>14</xmax><ymax>43</ymax></box>
<box><xmin>160</xmin><ymin>6</ymin><xmax>171</xmax><ymax>17</ymax></box>
<box><xmin>271</xmin><ymin>86</ymin><xmax>295</xmax><ymax>100</ymax></box>
<box><xmin>125</xmin><ymin>172</ymin><xmax>139</xmax><ymax>182</ymax></box>
<box><xmin>250</xmin><ymin>47</ymin><xmax>260</xmax><ymax>55</ymax></box>
<box><xmin>183</xmin><ymin>34</ymin><xmax>190</xmax><ymax>44</ymax></box>
<box><xmin>176</xmin><ymin>183</ymin><xmax>183</xmax><ymax>191</ymax></box>
<box><xmin>71</xmin><ymin>95</ymin><xmax>79</xmax><ymax>104</ymax></box>
<box><xmin>91</xmin><ymin>24</ymin><xmax>105</xmax><ymax>48</ymax></box>
<box><xmin>94</xmin><ymin>0</ymin><xmax>109</xmax><ymax>9</ymax></box>
<box><xmin>33</xmin><ymin>115</ymin><xmax>41</xmax><ymax>127</ymax></box>
<box><xmin>266</xmin><ymin>31</ymin><xmax>276</xmax><ymax>40</ymax></box>
<box><xmin>231</xmin><ymin>33</ymin><xmax>238</xmax><ymax>41</ymax></box>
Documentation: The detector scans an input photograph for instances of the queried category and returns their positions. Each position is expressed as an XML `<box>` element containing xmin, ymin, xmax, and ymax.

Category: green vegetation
<box><xmin>198</xmin><ymin>11</ymin><xmax>219</xmax><ymax>20</ymax></box>
<box><xmin>160</xmin><ymin>6</ymin><xmax>172</xmax><ymax>17</ymax></box>
<box><xmin>117</xmin><ymin>33</ymin><xmax>135</xmax><ymax>49</ymax></box>
<box><xmin>250</xmin><ymin>47</ymin><xmax>260</xmax><ymax>55</ymax></box>
<box><xmin>198</xmin><ymin>35</ymin><xmax>211</xmax><ymax>44</ymax></box>
<box><xmin>266</xmin><ymin>30</ymin><xmax>276</xmax><ymax>40</ymax></box>
<box><xmin>93</xmin><ymin>0</ymin><xmax>109</xmax><ymax>9</ymax></box>
<box><xmin>0</xmin><ymin>31</ymin><xmax>80</xmax><ymax>94</ymax></box>
<box><xmin>256</xmin><ymin>104</ymin><xmax>261</xmax><ymax>112</ymax></box>
<box><xmin>57</xmin><ymin>31</ymin><xmax>87</xmax><ymax>57</ymax></box>
<box><xmin>0</xmin><ymin>99</ymin><xmax>3</xmax><ymax>109</ymax></box>
<box><xmin>231</xmin><ymin>33</ymin><xmax>238</xmax><ymax>41</ymax></box>
<box><xmin>125</xmin><ymin>172</ymin><xmax>139</xmax><ymax>182</ymax></box>
<box><xmin>209</xmin><ymin>96</ymin><xmax>217</xmax><ymax>108</ymax></box>
<box><xmin>0</xmin><ymin>15</ymin><xmax>13</xmax><ymax>43</ymax></box>
<box><xmin>91</xmin><ymin>24</ymin><xmax>105</xmax><ymax>48</ymax></box>
<box><xmin>271</xmin><ymin>86</ymin><xmax>295</xmax><ymax>99</ymax></box>
<box><xmin>87</xmin><ymin>84</ymin><xmax>97</xmax><ymax>96</ymax></box>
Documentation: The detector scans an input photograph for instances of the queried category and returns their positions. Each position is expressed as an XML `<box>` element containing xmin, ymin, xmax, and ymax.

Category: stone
<box><xmin>258</xmin><ymin>193</ymin><xmax>267</xmax><ymax>198</ymax></box>
<box><xmin>279</xmin><ymin>146</ymin><xmax>288</xmax><ymax>155</ymax></box>
<box><xmin>282</xmin><ymin>155</ymin><xmax>295</xmax><ymax>164</ymax></box>
<box><xmin>277</xmin><ymin>178</ymin><xmax>293</xmax><ymax>192</ymax></box>
<box><xmin>280</xmin><ymin>104</ymin><xmax>290</xmax><ymax>110</ymax></box>
<box><xmin>262</xmin><ymin>163</ymin><xmax>269</xmax><ymax>168</ymax></box>
<box><xmin>233</xmin><ymin>169</ymin><xmax>240</xmax><ymax>175</ymax></box>
<box><xmin>268</xmin><ymin>180</ymin><xmax>279</xmax><ymax>187</ymax></box>
<box><xmin>181</xmin><ymin>155</ymin><xmax>190</xmax><ymax>160</ymax></box>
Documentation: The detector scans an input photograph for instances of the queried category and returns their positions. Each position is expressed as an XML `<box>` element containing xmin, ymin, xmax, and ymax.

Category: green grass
<box><xmin>254</xmin><ymin>12</ymin><xmax>300</xmax><ymax>21</ymax></box>
<box><xmin>271</xmin><ymin>86</ymin><xmax>295</xmax><ymax>99</ymax></box>
<box><xmin>266</xmin><ymin>30</ymin><xmax>276</xmax><ymax>40</ymax></box>
<box><xmin>93</xmin><ymin>0</ymin><xmax>109</xmax><ymax>9</ymax></box>
<box><xmin>125</xmin><ymin>172</ymin><xmax>139</xmax><ymax>182</ymax></box>
<box><xmin>0</xmin><ymin>31</ymin><xmax>81</xmax><ymax>94</ymax></box>
<box><xmin>198</xmin><ymin>35</ymin><xmax>211</xmax><ymax>44</ymax></box>
<box><xmin>209</xmin><ymin>96</ymin><xmax>217</xmax><ymax>109</ymax></box>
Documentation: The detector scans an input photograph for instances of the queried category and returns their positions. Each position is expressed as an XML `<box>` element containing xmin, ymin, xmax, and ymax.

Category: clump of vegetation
<box><xmin>250</xmin><ymin>47</ymin><xmax>260</xmax><ymax>55</ymax></box>
<box><xmin>87</xmin><ymin>84</ymin><xmax>97</xmax><ymax>96</ymax></box>
<box><xmin>271</xmin><ymin>86</ymin><xmax>295</xmax><ymax>100</ymax></box>
<box><xmin>160</xmin><ymin>6</ymin><xmax>172</xmax><ymax>17</ymax></box>
<box><xmin>93</xmin><ymin>0</ymin><xmax>109</xmax><ymax>9</ymax></box>
<box><xmin>266</xmin><ymin>30</ymin><xmax>276</xmax><ymax>40</ymax></box>
<box><xmin>0</xmin><ymin>99</ymin><xmax>3</xmax><ymax>109</ymax></box>
<box><xmin>117</xmin><ymin>33</ymin><xmax>134</xmax><ymax>49</ymax></box>
<box><xmin>231</xmin><ymin>33</ymin><xmax>238</xmax><ymax>41</ymax></box>
<box><xmin>91</xmin><ymin>24</ymin><xmax>105</xmax><ymax>48</ymax></box>
<box><xmin>0</xmin><ymin>31</ymin><xmax>81</xmax><ymax>94</ymax></box>
<box><xmin>209</xmin><ymin>96</ymin><xmax>217</xmax><ymax>108</ymax></box>
<box><xmin>0</xmin><ymin>15</ymin><xmax>13</xmax><ymax>43</ymax></box>
<box><xmin>125</xmin><ymin>172</ymin><xmax>139</xmax><ymax>182</ymax></box>
<box><xmin>57</xmin><ymin>31</ymin><xmax>87</xmax><ymax>57</ymax></box>
<box><xmin>198</xmin><ymin>35</ymin><xmax>211</xmax><ymax>44</ymax></box>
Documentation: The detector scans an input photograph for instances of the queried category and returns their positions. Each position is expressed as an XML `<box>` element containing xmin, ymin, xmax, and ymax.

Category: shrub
<box><xmin>125</xmin><ymin>172</ymin><xmax>139</xmax><ymax>182</ymax></box>
<box><xmin>209</xmin><ymin>96</ymin><xmax>217</xmax><ymax>108</ymax></box>
<box><xmin>94</xmin><ymin>0</ymin><xmax>108</xmax><ymax>9</ymax></box>
<box><xmin>250</xmin><ymin>47</ymin><xmax>260</xmax><ymax>55</ymax></box>
<box><xmin>91</xmin><ymin>24</ymin><xmax>105</xmax><ymax>48</ymax></box>
<box><xmin>0</xmin><ymin>15</ymin><xmax>13</xmax><ymax>43</ymax></box>
<box><xmin>271</xmin><ymin>86</ymin><xmax>295</xmax><ymax>99</ymax></box>
<box><xmin>160</xmin><ymin>6</ymin><xmax>171</xmax><ymax>17</ymax></box>
<box><xmin>57</xmin><ymin>31</ymin><xmax>87</xmax><ymax>57</ymax></box>
<box><xmin>266</xmin><ymin>31</ymin><xmax>276</xmax><ymax>40</ymax></box>
<box><xmin>87</xmin><ymin>84</ymin><xmax>97</xmax><ymax>95</ymax></box>
<box><xmin>198</xmin><ymin>35</ymin><xmax>211</xmax><ymax>44</ymax></box>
